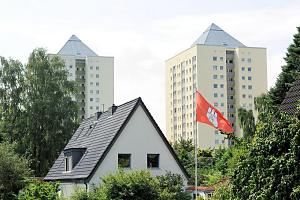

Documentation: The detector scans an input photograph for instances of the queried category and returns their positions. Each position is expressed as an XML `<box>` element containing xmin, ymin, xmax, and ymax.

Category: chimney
<box><xmin>95</xmin><ymin>111</ymin><xmax>102</xmax><ymax>120</ymax></box>
<box><xmin>108</xmin><ymin>104</ymin><xmax>117</xmax><ymax>116</ymax></box>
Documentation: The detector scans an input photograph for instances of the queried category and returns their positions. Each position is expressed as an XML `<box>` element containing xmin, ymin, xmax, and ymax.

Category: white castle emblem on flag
<box><xmin>207</xmin><ymin>107</ymin><xmax>218</xmax><ymax>127</ymax></box>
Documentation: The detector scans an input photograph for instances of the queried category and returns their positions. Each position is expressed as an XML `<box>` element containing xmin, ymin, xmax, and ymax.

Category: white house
<box><xmin>44</xmin><ymin>97</ymin><xmax>189</xmax><ymax>197</ymax></box>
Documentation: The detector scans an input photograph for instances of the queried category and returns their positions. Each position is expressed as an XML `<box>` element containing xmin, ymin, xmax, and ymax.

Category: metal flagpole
<box><xmin>194</xmin><ymin>90</ymin><xmax>198</xmax><ymax>199</ymax></box>
<box><xmin>194</xmin><ymin>122</ymin><xmax>198</xmax><ymax>199</ymax></box>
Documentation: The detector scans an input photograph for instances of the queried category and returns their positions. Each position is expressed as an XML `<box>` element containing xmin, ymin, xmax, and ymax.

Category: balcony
<box><xmin>76</xmin><ymin>70</ymin><xmax>85</xmax><ymax>76</ymax></box>
<box><xmin>227</xmin><ymin>107</ymin><xmax>235</xmax><ymax>113</ymax></box>
<box><xmin>227</xmin><ymin>89</ymin><xmax>235</xmax><ymax>95</ymax></box>
<box><xmin>227</xmin><ymin>98</ymin><xmax>235</xmax><ymax>104</ymax></box>
<box><xmin>78</xmin><ymin>101</ymin><xmax>85</xmax><ymax>107</ymax></box>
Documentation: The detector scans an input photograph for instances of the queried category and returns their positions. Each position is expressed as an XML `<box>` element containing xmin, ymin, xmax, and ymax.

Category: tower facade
<box><xmin>165</xmin><ymin>24</ymin><xmax>267</xmax><ymax>148</ymax></box>
<box><xmin>50</xmin><ymin>35</ymin><xmax>114</xmax><ymax>120</ymax></box>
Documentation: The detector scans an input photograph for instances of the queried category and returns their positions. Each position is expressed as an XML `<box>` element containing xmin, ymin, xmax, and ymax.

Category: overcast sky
<box><xmin>1</xmin><ymin>0</ymin><xmax>300</xmax><ymax>131</ymax></box>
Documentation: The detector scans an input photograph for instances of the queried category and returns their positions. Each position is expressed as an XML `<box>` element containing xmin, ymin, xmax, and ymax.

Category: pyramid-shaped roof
<box><xmin>192</xmin><ymin>23</ymin><xmax>246</xmax><ymax>48</ymax></box>
<box><xmin>58</xmin><ymin>35</ymin><xmax>98</xmax><ymax>57</ymax></box>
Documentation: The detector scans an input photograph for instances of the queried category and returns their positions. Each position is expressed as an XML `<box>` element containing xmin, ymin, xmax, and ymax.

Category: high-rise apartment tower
<box><xmin>165</xmin><ymin>23</ymin><xmax>267</xmax><ymax>148</ymax></box>
<box><xmin>50</xmin><ymin>35</ymin><xmax>114</xmax><ymax>120</ymax></box>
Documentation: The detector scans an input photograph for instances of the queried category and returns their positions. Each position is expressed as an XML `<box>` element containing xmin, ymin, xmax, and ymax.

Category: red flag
<box><xmin>196</xmin><ymin>91</ymin><xmax>234</xmax><ymax>133</ymax></box>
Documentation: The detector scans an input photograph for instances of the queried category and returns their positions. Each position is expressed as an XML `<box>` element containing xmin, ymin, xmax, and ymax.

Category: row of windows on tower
<box><xmin>90</xmin><ymin>90</ymin><xmax>100</xmax><ymax>94</ymax></box>
<box><xmin>213</xmin><ymin>84</ymin><xmax>252</xmax><ymax>90</ymax></box>
<box><xmin>242</xmin><ymin>76</ymin><xmax>252</xmax><ymax>81</ymax></box>
<box><xmin>241</xmin><ymin>58</ymin><xmax>252</xmax><ymax>63</ymax></box>
<box><xmin>242</xmin><ymin>67</ymin><xmax>252</xmax><ymax>72</ymax></box>
<box><xmin>212</xmin><ymin>57</ymin><xmax>252</xmax><ymax>63</ymax></box>
<box><xmin>90</xmin><ymin>82</ymin><xmax>100</xmax><ymax>86</ymax></box>
<box><xmin>69</xmin><ymin>65</ymin><xmax>100</xmax><ymax>70</ymax></box>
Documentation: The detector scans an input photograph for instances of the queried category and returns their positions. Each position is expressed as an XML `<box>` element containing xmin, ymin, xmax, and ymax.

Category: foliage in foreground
<box><xmin>70</xmin><ymin>171</ymin><xmax>190</xmax><ymax>200</ymax></box>
<box><xmin>18</xmin><ymin>181</ymin><xmax>60</xmax><ymax>200</ymax></box>
<box><xmin>0</xmin><ymin>142</ymin><xmax>31</xmax><ymax>200</ymax></box>
<box><xmin>230</xmin><ymin>113</ymin><xmax>300</xmax><ymax>199</ymax></box>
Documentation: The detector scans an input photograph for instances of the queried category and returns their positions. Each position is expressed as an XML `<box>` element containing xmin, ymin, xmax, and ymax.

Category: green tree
<box><xmin>157</xmin><ymin>172</ymin><xmax>191</xmax><ymax>200</ymax></box>
<box><xmin>22</xmin><ymin>48</ymin><xmax>79</xmax><ymax>176</ymax></box>
<box><xmin>172</xmin><ymin>139</ymin><xmax>194</xmax><ymax>180</ymax></box>
<box><xmin>0</xmin><ymin>142</ymin><xmax>31</xmax><ymax>200</ymax></box>
<box><xmin>18</xmin><ymin>181</ymin><xmax>60</xmax><ymax>200</ymax></box>
<box><xmin>0</xmin><ymin>49</ymin><xmax>79</xmax><ymax>176</ymax></box>
<box><xmin>230</xmin><ymin>112</ymin><xmax>300</xmax><ymax>199</ymax></box>
<box><xmin>0</xmin><ymin>57</ymin><xmax>25</xmax><ymax>143</ymax></box>
<box><xmin>237</xmin><ymin>108</ymin><xmax>255</xmax><ymax>139</ymax></box>
<box><xmin>268</xmin><ymin>26</ymin><xmax>300</xmax><ymax>106</ymax></box>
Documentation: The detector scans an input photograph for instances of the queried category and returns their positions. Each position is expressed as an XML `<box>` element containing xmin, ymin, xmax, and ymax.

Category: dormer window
<box><xmin>64</xmin><ymin>148</ymin><xmax>86</xmax><ymax>172</ymax></box>
<box><xmin>65</xmin><ymin>156</ymin><xmax>72</xmax><ymax>172</ymax></box>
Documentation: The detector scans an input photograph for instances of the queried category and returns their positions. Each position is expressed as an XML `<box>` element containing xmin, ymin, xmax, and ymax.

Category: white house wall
<box><xmin>88</xmin><ymin>105</ymin><xmax>188</xmax><ymax>188</ymax></box>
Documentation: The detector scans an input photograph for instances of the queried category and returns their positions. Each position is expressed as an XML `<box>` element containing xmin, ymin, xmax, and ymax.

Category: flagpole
<box><xmin>194</xmin><ymin>120</ymin><xmax>198</xmax><ymax>199</ymax></box>
<box><xmin>194</xmin><ymin>90</ymin><xmax>198</xmax><ymax>199</ymax></box>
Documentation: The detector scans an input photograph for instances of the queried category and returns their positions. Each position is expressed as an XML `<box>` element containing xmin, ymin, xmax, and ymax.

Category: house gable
<box><xmin>88</xmin><ymin>103</ymin><xmax>188</xmax><ymax>186</ymax></box>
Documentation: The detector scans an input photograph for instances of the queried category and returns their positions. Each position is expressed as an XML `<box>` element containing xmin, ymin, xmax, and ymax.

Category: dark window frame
<box><xmin>118</xmin><ymin>154</ymin><xmax>131</xmax><ymax>168</ymax></box>
<box><xmin>147</xmin><ymin>154</ymin><xmax>160</xmax><ymax>168</ymax></box>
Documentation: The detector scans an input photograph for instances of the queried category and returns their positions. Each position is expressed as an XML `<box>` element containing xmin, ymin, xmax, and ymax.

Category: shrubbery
<box><xmin>70</xmin><ymin>171</ymin><xmax>190</xmax><ymax>200</ymax></box>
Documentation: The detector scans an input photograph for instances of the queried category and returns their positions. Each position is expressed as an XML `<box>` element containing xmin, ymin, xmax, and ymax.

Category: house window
<box><xmin>96</xmin><ymin>74</ymin><xmax>100</xmax><ymax>78</ymax></box>
<box><xmin>65</xmin><ymin>156</ymin><xmax>72</xmax><ymax>172</ymax></box>
<box><xmin>214</xmin><ymin>93</ymin><xmax>218</xmax><ymax>98</ymax></box>
<box><xmin>220</xmin><ymin>66</ymin><xmax>224</xmax><ymax>70</ymax></box>
<box><xmin>118</xmin><ymin>154</ymin><xmax>131</xmax><ymax>168</ymax></box>
<box><xmin>220</xmin><ymin>57</ymin><xmax>224</xmax><ymax>61</ymax></box>
<box><xmin>242</xmin><ymin>67</ymin><xmax>245</xmax><ymax>71</ymax></box>
<box><xmin>213</xmin><ymin>84</ymin><xmax>218</xmax><ymax>88</ymax></box>
<box><xmin>242</xmin><ymin>76</ymin><xmax>245</xmax><ymax>80</ymax></box>
<box><xmin>96</xmin><ymin>66</ymin><xmax>99</xmax><ymax>70</ymax></box>
<box><xmin>213</xmin><ymin>65</ymin><xmax>217</xmax><ymax>70</ymax></box>
<box><xmin>96</xmin><ymin>82</ymin><xmax>99</xmax><ymax>86</ymax></box>
<box><xmin>147</xmin><ymin>154</ymin><xmax>159</xmax><ymax>168</ymax></box>
<box><xmin>90</xmin><ymin>66</ymin><xmax>93</xmax><ymax>70</ymax></box>
<box><xmin>213</xmin><ymin>56</ymin><xmax>217</xmax><ymax>61</ymax></box>
<box><xmin>220</xmin><ymin>84</ymin><xmax>224</xmax><ymax>88</ymax></box>
<box><xmin>248</xmin><ymin>67</ymin><xmax>251</xmax><ymax>72</ymax></box>
<box><xmin>248</xmin><ymin>85</ymin><xmax>252</xmax><ymax>89</ymax></box>
<box><xmin>248</xmin><ymin>76</ymin><xmax>252</xmax><ymax>81</ymax></box>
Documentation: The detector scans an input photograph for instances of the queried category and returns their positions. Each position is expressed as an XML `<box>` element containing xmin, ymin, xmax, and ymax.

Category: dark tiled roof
<box><xmin>279</xmin><ymin>76</ymin><xmax>300</xmax><ymax>115</ymax></box>
<box><xmin>44</xmin><ymin>98</ymin><xmax>139</xmax><ymax>180</ymax></box>
<box><xmin>44</xmin><ymin>98</ymin><xmax>189</xmax><ymax>181</ymax></box>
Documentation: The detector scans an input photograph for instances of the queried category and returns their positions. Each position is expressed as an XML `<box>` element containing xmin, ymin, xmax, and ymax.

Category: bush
<box><xmin>0</xmin><ymin>142</ymin><xmax>31</xmax><ymax>200</ymax></box>
<box><xmin>91</xmin><ymin>170</ymin><xmax>160</xmax><ymax>200</ymax></box>
<box><xmin>70</xmin><ymin>188</ymin><xmax>89</xmax><ymax>200</ymax></box>
<box><xmin>18</xmin><ymin>181</ymin><xmax>60</xmax><ymax>200</ymax></box>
